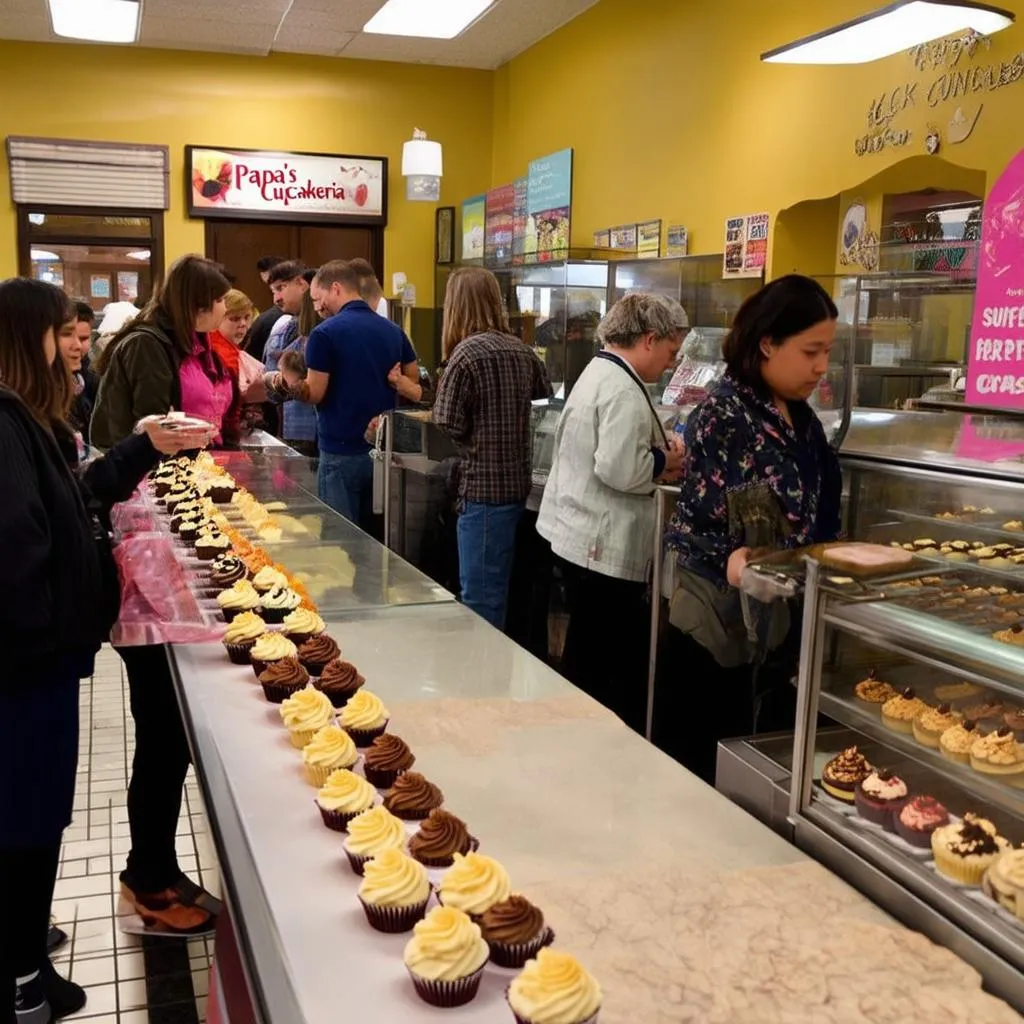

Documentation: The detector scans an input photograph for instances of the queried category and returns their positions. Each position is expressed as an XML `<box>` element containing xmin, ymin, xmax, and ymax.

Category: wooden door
<box><xmin>297</xmin><ymin>226</ymin><xmax>380</xmax><ymax>280</ymax></box>
<box><xmin>205</xmin><ymin>221</ymin><xmax>295</xmax><ymax>308</ymax></box>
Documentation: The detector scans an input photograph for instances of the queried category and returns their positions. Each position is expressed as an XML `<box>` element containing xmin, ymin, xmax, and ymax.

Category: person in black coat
<box><xmin>0</xmin><ymin>278</ymin><xmax>212</xmax><ymax>1024</ymax></box>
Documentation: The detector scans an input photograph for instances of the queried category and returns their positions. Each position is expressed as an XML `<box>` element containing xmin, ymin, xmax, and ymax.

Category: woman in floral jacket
<box><xmin>659</xmin><ymin>275</ymin><xmax>842</xmax><ymax>782</ymax></box>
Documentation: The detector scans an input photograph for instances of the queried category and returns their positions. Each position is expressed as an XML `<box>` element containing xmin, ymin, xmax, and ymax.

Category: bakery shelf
<box><xmin>818</xmin><ymin>692</ymin><xmax>1024</xmax><ymax>822</ymax></box>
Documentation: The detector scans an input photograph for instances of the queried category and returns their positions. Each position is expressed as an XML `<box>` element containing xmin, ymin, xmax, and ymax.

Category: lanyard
<box><xmin>596</xmin><ymin>350</ymin><xmax>670</xmax><ymax>448</ymax></box>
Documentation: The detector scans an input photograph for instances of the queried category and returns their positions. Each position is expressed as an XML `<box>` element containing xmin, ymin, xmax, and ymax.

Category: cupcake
<box><xmin>249</xmin><ymin>632</ymin><xmax>298</xmax><ymax>678</ymax></box>
<box><xmin>315</xmin><ymin>659</ymin><xmax>365</xmax><ymax>708</ymax></box>
<box><xmin>881</xmin><ymin>687</ymin><xmax>927</xmax><ymax>733</ymax></box>
<box><xmin>438</xmin><ymin>852</ymin><xmax>511</xmax><ymax>918</ymax></box>
<box><xmin>210</xmin><ymin>554</ymin><xmax>248</xmax><ymax>590</ymax></box>
<box><xmin>217</xmin><ymin>580</ymin><xmax>261</xmax><ymax>622</ymax></box>
<box><xmin>820</xmin><ymin>746</ymin><xmax>872</xmax><ymax>803</ymax></box>
<box><xmin>278</xmin><ymin>684</ymin><xmax>333</xmax><ymax>748</ymax></box>
<box><xmin>363</xmin><ymin>734</ymin><xmax>415</xmax><ymax>789</ymax></box>
<box><xmin>314</xmin><ymin>767</ymin><xmax>376</xmax><ymax>831</ymax></box>
<box><xmin>339</xmin><ymin>690</ymin><xmax>389</xmax><ymax>747</ymax></box>
<box><xmin>221</xmin><ymin>611</ymin><xmax>266</xmax><ymax>665</ymax></box>
<box><xmin>1004</xmin><ymin>707</ymin><xmax>1024</xmax><ymax>740</ymax></box>
<box><xmin>252</xmin><ymin>566</ymin><xmax>289</xmax><ymax>594</ymax></box>
<box><xmin>931</xmin><ymin>813</ymin><xmax>1010</xmax><ymax>885</ymax></box>
<box><xmin>258</xmin><ymin>657</ymin><xmax>310</xmax><ymax>703</ymax></box>
<box><xmin>481</xmin><ymin>896</ymin><xmax>553</xmax><ymax>969</ymax></box>
<box><xmin>209</xmin><ymin>480</ymin><xmax>237</xmax><ymax>504</ymax></box>
<box><xmin>258</xmin><ymin>585</ymin><xmax>302</xmax><ymax>625</ymax></box>
<box><xmin>854</xmin><ymin>769</ymin><xmax>908</xmax><ymax>830</ymax></box>
<box><xmin>853</xmin><ymin>670</ymin><xmax>897</xmax><ymax>708</ymax></box>
<box><xmin>507</xmin><ymin>949</ymin><xmax>602</xmax><ymax>1024</ymax></box>
<box><xmin>939</xmin><ymin>719</ymin><xmax>982</xmax><ymax>765</ymax></box>
<box><xmin>982</xmin><ymin>849</ymin><xmax>1024</xmax><ymax>920</ymax></box>
<box><xmin>404</xmin><ymin>906</ymin><xmax>489</xmax><ymax>1007</ymax></box>
<box><xmin>960</xmin><ymin>700</ymin><xmax>1006</xmax><ymax>733</ymax></box>
<box><xmin>281</xmin><ymin>608</ymin><xmax>326</xmax><ymax>646</ymax></box>
<box><xmin>893</xmin><ymin>796</ymin><xmax>950</xmax><ymax>849</ymax></box>
<box><xmin>358</xmin><ymin>848</ymin><xmax>432</xmax><ymax>933</ymax></box>
<box><xmin>969</xmin><ymin>727</ymin><xmax>1024</xmax><ymax>786</ymax></box>
<box><xmin>343</xmin><ymin>805</ymin><xmax>406</xmax><ymax>874</ymax></box>
<box><xmin>178</xmin><ymin>518</ymin><xmax>203</xmax><ymax>544</ymax></box>
<box><xmin>384</xmin><ymin>771</ymin><xmax>444</xmax><ymax>821</ymax></box>
<box><xmin>409</xmin><ymin>809</ymin><xmax>477</xmax><ymax>869</ymax></box>
<box><xmin>195</xmin><ymin>531</ymin><xmax>231</xmax><ymax>562</ymax></box>
<box><xmin>913</xmin><ymin>703</ymin><xmax>963</xmax><ymax>749</ymax></box>
<box><xmin>303</xmin><ymin>725</ymin><xmax>359</xmax><ymax>787</ymax></box>
<box><xmin>994</xmin><ymin>624</ymin><xmax>1024</xmax><ymax>646</ymax></box>
<box><xmin>296</xmin><ymin>633</ymin><xmax>341</xmax><ymax>676</ymax></box>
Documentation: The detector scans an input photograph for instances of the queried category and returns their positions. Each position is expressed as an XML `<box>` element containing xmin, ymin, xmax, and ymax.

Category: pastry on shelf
<box><xmin>221</xmin><ymin>611</ymin><xmax>266</xmax><ymax>665</ymax></box>
<box><xmin>506</xmin><ymin>949</ymin><xmax>602</xmax><ymax>1024</ymax></box>
<box><xmin>983</xmin><ymin>849</ymin><xmax>1024</xmax><ymax>921</ymax></box>
<box><xmin>853</xmin><ymin>669</ymin><xmax>897</xmax><ymax>708</ymax></box>
<box><xmin>363</xmin><ymin>734</ymin><xmax>415</xmax><ymax>790</ymax></box>
<box><xmin>339</xmin><ymin>690</ymin><xmax>390</xmax><ymax>746</ymax></box>
<box><xmin>343</xmin><ymin>805</ymin><xmax>406</xmax><ymax>874</ymax></box>
<box><xmin>404</xmin><ymin>906</ymin><xmax>490</xmax><ymax>1007</ymax></box>
<box><xmin>217</xmin><ymin>580</ymin><xmax>261</xmax><ymax>622</ymax></box>
<box><xmin>881</xmin><ymin>687</ymin><xmax>927</xmax><ymax>733</ymax></box>
<box><xmin>1003</xmin><ymin>707</ymin><xmax>1024</xmax><ymax>740</ymax></box>
<box><xmin>258</xmin><ymin>585</ymin><xmax>302</xmax><ymax>624</ymax></box>
<box><xmin>913</xmin><ymin>703</ymin><xmax>963</xmax><ymax>749</ymax></box>
<box><xmin>408</xmin><ymin>809</ymin><xmax>477</xmax><ymax>868</ymax></box>
<box><xmin>315</xmin><ymin>659</ymin><xmax>365</xmax><ymax>709</ymax></box>
<box><xmin>383</xmin><ymin>771</ymin><xmax>444</xmax><ymax>821</ymax></box>
<box><xmin>249</xmin><ymin>631</ymin><xmax>298</xmax><ymax>679</ymax></box>
<box><xmin>315</xmin><ymin>768</ymin><xmax>376</xmax><ymax>832</ymax></box>
<box><xmin>931</xmin><ymin>813</ymin><xmax>1010</xmax><ymax>886</ymax></box>
<box><xmin>278</xmin><ymin>684</ymin><xmax>332</xmax><ymax>747</ymax></box>
<box><xmin>854</xmin><ymin>769</ymin><xmax>909</xmax><ymax>830</ymax></box>
<box><xmin>438</xmin><ymin>852</ymin><xmax>512</xmax><ymax>918</ymax></box>
<box><xmin>251</xmin><ymin>565</ymin><xmax>289</xmax><ymax>594</ymax></box>
<box><xmin>296</xmin><ymin>633</ymin><xmax>341</xmax><ymax>676</ymax></box>
<box><xmin>969</xmin><ymin>727</ymin><xmax>1024</xmax><ymax>786</ymax></box>
<box><xmin>932</xmin><ymin>680</ymin><xmax>986</xmax><ymax>706</ymax></box>
<box><xmin>280</xmin><ymin>608</ymin><xmax>325</xmax><ymax>645</ymax></box>
<box><xmin>210</xmin><ymin>554</ymin><xmax>248</xmax><ymax>590</ymax></box>
<box><xmin>994</xmin><ymin>624</ymin><xmax>1024</xmax><ymax>647</ymax></box>
<box><xmin>358</xmin><ymin>848</ymin><xmax>432</xmax><ymax>934</ymax></box>
<box><xmin>258</xmin><ymin>657</ymin><xmax>309</xmax><ymax>704</ymax></box>
<box><xmin>820</xmin><ymin>746</ymin><xmax>872</xmax><ymax>803</ymax></box>
<box><xmin>960</xmin><ymin>700</ymin><xmax>1007</xmax><ymax>734</ymax></box>
<box><xmin>1003</xmin><ymin>521</ymin><xmax>1024</xmax><ymax>532</ymax></box>
<box><xmin>302</xmin><ymin>725</ymin><xmax>358</xmax><ymax>787</ymax></box>
<box><xmin>939</xmin><ymin>720</ymin><xmax>983</xmax><ymax>765</ymax></box>
<box><xmin>480</xmin><ymin>895</ymin><xmax>554</xmax><ymax>969</ymax></box>
<box><xmin>893</xmin><ymin>796</ymin><xmax>950</xmax><ymax>849</ymax></box>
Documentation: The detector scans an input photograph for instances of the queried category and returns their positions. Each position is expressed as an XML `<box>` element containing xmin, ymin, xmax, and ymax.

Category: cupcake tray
<box><xmin>962</xmin><ymin>886</ymin><xmax>1024</xmax><ymax>931</ymax></box>
<box><xmin>845</xmin><ymin>809</ymin><xmax>960</xmax><ymax>860</ymax></box>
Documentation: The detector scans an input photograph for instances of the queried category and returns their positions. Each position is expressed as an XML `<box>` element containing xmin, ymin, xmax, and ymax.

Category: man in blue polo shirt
<box><xmin>302</xmin><ymin>260</ymin><xmax>421</xmax><ymax>529</ymax></box>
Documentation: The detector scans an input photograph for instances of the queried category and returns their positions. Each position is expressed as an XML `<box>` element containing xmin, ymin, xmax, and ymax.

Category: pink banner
<box><xmin>965</xmin><ymin>148</ymin><xmax>1024</xmax><ymax>409</ymax></box>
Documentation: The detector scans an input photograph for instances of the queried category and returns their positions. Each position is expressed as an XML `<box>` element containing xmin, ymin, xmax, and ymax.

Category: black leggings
<box><xmin>0</xmin><ymin>840</ymin><xmax>61</xmax><ymax>1022</ymax></box>
<box><xmin>118</xmin><ymin>644</ymin><xmax>193</xmax><ymax>893</ymax></box>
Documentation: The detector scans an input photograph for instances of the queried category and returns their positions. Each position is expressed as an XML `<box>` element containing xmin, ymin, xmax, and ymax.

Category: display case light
<box><xmin>402</xmin><ymin>129</ymin><xmax>443</xmax><ymax>202</ymax></box>
<box><xmin>364</xmin><ymin>0</ymin><xmax>495</xmax><ymax>40</ymax></box>
<box><xmin>761</xmin><ymin>0</ymin><xmax>1013</xmax><ymax>64</ymax></box>
<box><xmin>47</xmin><ymin>0</ymin><xmax>141</xmax><ymax>44</ymax></box>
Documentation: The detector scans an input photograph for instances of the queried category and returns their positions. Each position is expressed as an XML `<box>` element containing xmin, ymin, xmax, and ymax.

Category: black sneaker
<box><xmin>45</xmin><ymin>925</ymin><xmax>67</xmax><ymax>955</ymax></box>
<box><xmin>15</xmin><ymin>970</ymin><xmax>50</xmax><ymax>1024</ymax></box>
<box><xmin>38</xmin><ymin>961</ymin><xmax>86</xmax><ymax>1020</ymax></box>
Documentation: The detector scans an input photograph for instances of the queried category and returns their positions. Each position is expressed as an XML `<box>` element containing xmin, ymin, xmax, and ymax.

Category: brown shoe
<box><xmin>120</xmin><ymin>876</ymin><xmax>219</xmax><ymax>936</ymax></box>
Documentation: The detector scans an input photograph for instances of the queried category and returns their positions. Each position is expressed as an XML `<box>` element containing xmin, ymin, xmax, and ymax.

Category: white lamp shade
<box><xmin>402</xmin><ymin>139</ymin><xmax>443</xmax><ymax>178</ymax></box>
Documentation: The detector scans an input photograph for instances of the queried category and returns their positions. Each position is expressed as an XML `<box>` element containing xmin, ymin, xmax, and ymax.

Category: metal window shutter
<box><xmin>6</xmin><ymin>137</ymin><xmax>169</xmax><ymax>210</ymax></box>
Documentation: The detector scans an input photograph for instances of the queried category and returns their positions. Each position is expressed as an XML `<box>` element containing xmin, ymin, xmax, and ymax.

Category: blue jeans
<box><xmin>457</xmin><ymin>501</ymin><xmax>525</xmax><ymax>630</ymax></box>
<box><xmin>319</xmin><ymin>452</ymin><xmax>374</xmax><ymax>530</ymax></box>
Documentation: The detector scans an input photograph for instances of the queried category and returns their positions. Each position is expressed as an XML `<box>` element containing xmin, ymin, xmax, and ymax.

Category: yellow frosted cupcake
<box><xmin>939</xmin><ymin>719</ymin><xmax>983</xmax><ymax>765</ymax></box>
<box><xmin>281</xmin><ymin>607</ymin><xmax>326</xmax><ymax>645</ymax></box>
<box><xmin>983</xmin><ymin>849</ymin><xmax>1024</xmax><ymax>920</ymax></box>
<box><xmin>969</xmin><ymin>727</ymin><xmax>1024</xmax><ymax>787</ymax></box>
<box><xmin>315</xmin><ymin>767</ymin><xmax>376</xmax><ymax>831</ymax></box>
<box><xmin>404</xmin><ymin>906</ymin><xmax>489</xmax><ymax>1007</ymax></box>
<box><xmin>217</xmin><ymin>579</ymin><xmax>260</xmax><ymax>622</ymax></box>
<box><xmin>339</xmin><ymin>689</ymin><xmax>390</xmax><ymax>747</ymax></box>
<box><xmin>931</xmin><ymin>813</ymin><xmax>1010</xmax><ymax>886</ymax></box>
<box><xmin>303</xmin><ymin>725</ymin><xmax>358</xmax><ymax>788</ymax></box>
<box><xmin>252</xmin><ymin>565</ymin><xmax>289</xmax><ymax>593</ymax></box>
<box><xmin>508</xmin><ymin>948</ymin><xmax>602</xmax><ymax>1024</ymax></box>
<box><xmin>438</xmin><ymin>852</ymin><xmax>511</xmax><ymax>918</ymax></box>
<box><xmin>343</xmin><ymin>805</ymin><xmax>406</xmax><ymax>874</ymax></box>
<box><xmin>358</xmin><ymin>848</ymin><xmax>431</xmax><ymax>932</ymax></box>
<box><xmin>279</xmin><ymin>685</ymin><xmax>333</xmax><ymax>748</ymax></box>
<box><xmin>221</xmin><ymin>611</ymin><xmax>266</xmax><ymax>664</ymax></box>
<box><xmin>250</xmin><ymin>631</ymin><xmax>298</xmax><ymax>678</ymax></box>
<box><xmin>881</xmin><ymin>687</ymin><xmax>927</xmax><ymax>734</ymax></box>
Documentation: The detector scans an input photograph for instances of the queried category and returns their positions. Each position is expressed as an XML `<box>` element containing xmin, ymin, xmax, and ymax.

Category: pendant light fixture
<box><xmin>761</xmin><ymin>0</ymin><xmax>1013</xmax><ymax>64</ymax></box>
<box><xmin>402</xmin><ymin>129</ymin><xmax>443</xmax><ymax>202</ymax></box>
<box><xmin>47</xmin><ymin>0</ymin><xmax>142</xmax><ymax>43</ymax></box>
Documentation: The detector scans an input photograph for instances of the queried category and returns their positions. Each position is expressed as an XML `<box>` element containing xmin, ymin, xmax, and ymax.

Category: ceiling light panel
<box><xmin>762</xmin><ymin>0</ymin><xmax>1014</xmax><ymax>64</ymax></box>
<box><xmin>47</xmin><ymin>0</ymin><xmax>141</xmax><ymax>43</ymax></box>
<box><xmin>364</xmin><ymin>0</ymin><xmax>496</xmax><ymax>40</ymax></box>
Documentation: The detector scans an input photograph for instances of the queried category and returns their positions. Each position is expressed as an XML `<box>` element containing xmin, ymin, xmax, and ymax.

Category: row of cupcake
<box><xmin>821</xmin><ymin>747</ymin><xmax>1024</xmax><ymax>921</ymax></box>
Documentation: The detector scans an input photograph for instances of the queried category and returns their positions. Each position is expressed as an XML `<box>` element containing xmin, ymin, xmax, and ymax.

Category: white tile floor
<box><xmin>51</xmin><ymin>646</ymin><xmax>219</xmax><ymax>1023</ymax></box>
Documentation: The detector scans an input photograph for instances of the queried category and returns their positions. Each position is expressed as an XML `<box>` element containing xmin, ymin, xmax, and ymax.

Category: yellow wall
<box><xmin>0</xmin><ymin>42</ymin><xmax>494</xmax><ymax>302</ymax></box>
<box><xmin>492</xmin><ymin>0</ymin><xmax>1024</xmax><ymax>270</ymax></box>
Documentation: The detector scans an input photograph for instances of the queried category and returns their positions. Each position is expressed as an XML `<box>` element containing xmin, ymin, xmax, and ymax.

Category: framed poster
<box><xmin>609</xmin><ymin>224</ymin><xmax>637</xmax><ymax>251</ymax></box>
<box><xmin>637</xmin><ymin>219</ymin><xmax>662</xmax><ymax>259</ymax></box>
<box><xmin>511</xmin><ymin>177</ymin><xmax>528</xmax><ymax>264</ymax></box>
<box><xmin>435</xmin><ymin>206</ymin><xmax>455</xmax><ymax>265</ymax></box>
<box><xmin>724</xmin><ymin>213</ymin><xmax>770</xmax><ymax>279</ymax></box>
<box><xmin>185</xmin><ymin>145</ymin><xmax>387</xmax><ymax>225</ymax></box>
<box><xmin>593</xmin><ymin>229</ymin><xmax>611</xmax><ymax>248</ymax></box>
<box><xmin>90</xmin><ymin>274</ymin><xmax>111</xmax><ymax>299</ymax></box>
<box><xmin>484</xmin><ymin>184</ymin><xmax>516</xmax><ymax>264</ymax></box>
<box><xmin>117</xmin><ymin>270</ymin><xmax>139</xmax><ymax>301</ymax></box>
<box><xmin>461</xmin><ymin>195</ymin><xmax>486</xmax><ymax>260</ymax></box>
<box><xmin>667</xmin><ymin>225</ymin><xmax>688</xmax><ymax>257</ymax></box>
<box><xmin>526</xmin><ymin>148</ymin><xmax>572</xmax><ymax>261</ymax></box>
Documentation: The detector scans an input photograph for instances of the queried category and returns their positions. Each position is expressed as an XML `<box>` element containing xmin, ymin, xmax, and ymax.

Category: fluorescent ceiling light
<box><xmin>364</xmin><ymin>0</ymin><xmax>495</xmax><ymax>39</ymax></box>
<box><xmin>47</xmin><ymin>0</ymin><xmax>141</xmax><ymax>44</ymax></box>
<box><xmin>30</xmin><ymin>249</ymin><xmax>60</xmax><ymax>261</ymax></box>
<box><xmin>762</xmin><ymin>0</ymin><xmax>1013</xmax><ymax>64</ymax></box>
<box><xmin>126</xmin><ymin>250</ymin><xmax>151</xmax><ymax>260</ymax></box>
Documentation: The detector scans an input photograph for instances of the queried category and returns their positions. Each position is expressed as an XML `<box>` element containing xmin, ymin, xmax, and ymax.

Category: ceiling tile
<box><xmin>272</xmin><ymin>24</ymin><xmax>358</xmax><ymax>57</ymax></box>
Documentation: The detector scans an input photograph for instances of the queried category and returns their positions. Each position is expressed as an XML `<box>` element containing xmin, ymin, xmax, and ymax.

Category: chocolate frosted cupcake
<box><xmin>384</xmin><ymin>771</ymin><xmax>444</xmax><ymax>821</ymax></box>
<box><xmin>363</xmin><ymin>734</ymin><xmax>415</xmax><ymax>789</ymax></box>
<box><xmin>316</xmin><ymin>659</ymin><xmax>365</xmax><ymax>708</ymax></box>
<box><xmin>195</xmin><ymin>531</ymin><xmax>231</xmax><ymax>562</ymax></box>
<box><xmin>209</xmin><ymin>480</ymin><xmax>237</xmax><ymax>504</ymax></box>
<box><xmin>409</xmin><ymin>809</ymin><xmax>477</xmax><ymax>869</ymax></box>
<box><xmin>281</xmin><ymin>608</ymin><xmax>326</xmax><ymax>646</ymax></box>
<box><xmin>210</xmin><ymin>554</ymin><xmax>248</xmax><ymax>590</ymax></box>
<box><xmin>481</xmin><ymin>895</ymin><xmax>554</xmax><ymax>969</ymax></box>
<box><xmin>820</xmin><ymin>746</ymin><xmax>871</xmax><ymax>803</ymax></box>
<box><xmin>258</xmin><ymin>657</ymin><xmax>310</xmax><ymax>704</ymax></box>
<box><xmin>297</xmin><ymin>633</ymin><xmax>341</xmax><ymax>676</ymax></box>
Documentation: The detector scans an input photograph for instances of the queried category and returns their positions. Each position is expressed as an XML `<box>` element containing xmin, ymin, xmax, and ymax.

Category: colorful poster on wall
<box><xmin>484</xmin><ymin>184</ymin><xmax>516</xmax><ymax>264</ymax></box>
<box><xmin>511</xmin><ymin>177</ymin><xmax>528</xmax><ymax>265</ymax></box>
<box><xmin>609</xmin><ymin>224</ymin><xmax>637</xmax><ymax>251</ymax></box>
<box><xmin>90</xmin><ymin>274</ymin><xmax>110</xmax><ymax>299</ymax></box>
<box><xmin>637</xmin><ymin>219</ymin><xmax>662</xmax><ymax>259</ymax></box>
<box><xmin>526</xmin><ymin>148</ymin><xmax>572</xmax><ymax>261</ymax></box>
<box><xmin>723</xmin><ymin>213</ymin><xmax>770</xmax><ymax>278</ymax></box>
<box><xmin>117</xmin><ymin>271</ymin><xmax>139</xmax><ymax>301</ymax></box>
<box><xmin>964</xmin><ymin>148</ymin><xmax>1024</xmax><ymax>411</ymax></box>
<box><xmin>593</xmin><ymin>230</ymin><xmax>611</xmax><ymax>248</ymax></box>
<box><xmin>667</xmin><ymin>225</ymin><xmax>688</xmax><ymax>257</ymax></box>
<box><xmin>185</xmin><ymin>146</ymin><xmax>386</xmax><ymax>224</ymax></box>
<box><xmin>461</xmin><ymin>194</ymin><xmax>486</xmax><ymax>260</ymax></box>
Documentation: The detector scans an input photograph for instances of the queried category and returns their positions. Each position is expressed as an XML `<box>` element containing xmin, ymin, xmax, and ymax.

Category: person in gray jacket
<box><xmin>537</xmin><ymin>292</ymin><xmax>687</xmax><ymax>732</ymax></box>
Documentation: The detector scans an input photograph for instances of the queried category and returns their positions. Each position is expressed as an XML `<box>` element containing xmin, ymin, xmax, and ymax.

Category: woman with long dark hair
<box><xmin>91</xmin><ymin>254</ymin><xmax>235</xmax><ymax>935</ymax></box>
<box><xmin>0</xmin><ymin>278</ymin><xmax>207</xmax><ymax>1023</ymax></box>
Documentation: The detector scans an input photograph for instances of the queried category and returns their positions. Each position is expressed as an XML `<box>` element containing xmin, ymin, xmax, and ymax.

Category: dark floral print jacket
<box><xmin>666</xmin><ymin>374</ymin><xmax>842</xmax><ymax>589</ymax></box>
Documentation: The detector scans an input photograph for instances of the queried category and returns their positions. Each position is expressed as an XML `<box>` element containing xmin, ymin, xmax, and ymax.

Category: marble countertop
<box><xmin>173</xmin><ymin>601</ymin><xmax>1020</xmax><ymax>1024</ymax></box>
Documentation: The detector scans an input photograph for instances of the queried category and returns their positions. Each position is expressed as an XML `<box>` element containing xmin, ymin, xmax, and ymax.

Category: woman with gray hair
<box><xmin>537</xmin><ymin>291</ymin><xmax>687</xmax><ymax>732</ymax></box>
